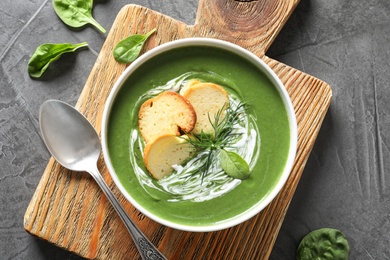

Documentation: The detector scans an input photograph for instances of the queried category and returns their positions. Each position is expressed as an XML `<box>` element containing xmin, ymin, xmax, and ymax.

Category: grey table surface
<box><xmin>1</xmin><ymin>0</ymin><xmax>389</xmax><ymax>259</ymax></box>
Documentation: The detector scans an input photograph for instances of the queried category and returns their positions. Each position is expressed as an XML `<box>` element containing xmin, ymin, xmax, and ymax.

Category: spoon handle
<box><xmin>88</xmin><ymin>165</ymin><xmax>167</xmax><ymax>260</ymax></box>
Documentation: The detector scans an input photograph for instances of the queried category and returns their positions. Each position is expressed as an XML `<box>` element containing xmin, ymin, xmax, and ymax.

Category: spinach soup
<box><xmin>106</xmin><ymin>45</ymin><xmax>291</xmax><ymax>227</ymax></box>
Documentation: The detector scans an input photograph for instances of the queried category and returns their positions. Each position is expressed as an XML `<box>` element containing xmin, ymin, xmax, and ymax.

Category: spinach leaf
<box><xmin>113</xmin><ymin>29</ymin><xmax>156</xmax><ymax>64</ymax></box>
<box><xmin>53</xmin><ymin>0</ymin><xmax>106</xmax><ymax>33</ymax></box>
<box><xmin>296</xmin><ymin>228</ymin><xmax>350</xmax><ymax>260</ymax></box>
<box><xmin>28</xmin><ymin>42</ymin><xmax>88</xmax><ymax>78</ymax></box>
<box><xmin>219</xmin><ymin>149</ymin><xmax>250</xmax><ymax>179</ymax></box>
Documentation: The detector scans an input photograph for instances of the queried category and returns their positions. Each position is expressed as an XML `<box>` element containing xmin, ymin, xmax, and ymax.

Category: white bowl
<box><xmin>101</xmin><ymin>38</ymin><xmax>297</xmax><ymax>232</ymax></box>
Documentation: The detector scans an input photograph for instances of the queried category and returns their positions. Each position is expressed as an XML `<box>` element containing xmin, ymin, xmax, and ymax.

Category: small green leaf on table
<box><xmin>28</xmin><ymin>42</ymin><xmax>88</xmax><ymax>78</ymax></box>
<box><xmin>296</xmin><ymin>228</ymin><xmax>350</xmax><ymax>260</ymax></box>
<box><xmin>113</xmin><ymin>28</ymin><xmax>156</xmax><ymax>64</ymax></box>
<box><xmin>53</xmin><ymin>0</ymin><xmax>106</xmax><ymax>33</ymax></box>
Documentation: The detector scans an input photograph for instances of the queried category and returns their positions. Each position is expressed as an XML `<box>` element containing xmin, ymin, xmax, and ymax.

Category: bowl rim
<box><xmin>101</xmin><ymin>37</ymin><xmax>297</xmax><ymax>232</ymax></box>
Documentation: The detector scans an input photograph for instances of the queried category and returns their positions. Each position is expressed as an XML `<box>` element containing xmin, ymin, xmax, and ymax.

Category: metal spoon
<box><xmin>39</xmin><ymin>99</ymin><xmax>166</xmax><ymax>260</ymax></box>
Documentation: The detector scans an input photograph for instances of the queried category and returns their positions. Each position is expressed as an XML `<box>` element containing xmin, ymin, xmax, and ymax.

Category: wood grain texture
<box><xmin>24</xmin><ymin>1</ymin><xmax>332</xmax><ymax>259</ymax></box>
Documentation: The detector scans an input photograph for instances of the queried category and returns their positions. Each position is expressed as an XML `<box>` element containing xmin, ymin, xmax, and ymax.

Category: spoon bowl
<box><xmin>39</xmin><ymin>99</ymin><xmax>166</xmax><ymax>260</ymax></box>
<box><xmin>39</xmin><ymin>100</ymin><xmax>101</xmax><ymax>171</ymax></box>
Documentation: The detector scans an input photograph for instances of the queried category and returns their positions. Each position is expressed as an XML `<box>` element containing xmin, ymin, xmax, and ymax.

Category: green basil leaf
<box><xmin>296</xmin><ymin>228</ymin><xmax>350</xmax><ymax>260</ymax></box>
<box><xmin>113</xmin><ymin>28</ymin><xmax>156</xmax><ymax>64</ymax></box>
<box><xmin>219</xmin><ymin>149</ymin><xmax>250</xmax><ymax>179</ymax></box>
<box><xmin>53</xmin><ymin>0</ymin><xmax>106</xmax><ymax>33</ymax></box>
<box><xmin>28</xmin><ymin>42</ymin><xmax>88</xmax><ymax>78</ymax></box>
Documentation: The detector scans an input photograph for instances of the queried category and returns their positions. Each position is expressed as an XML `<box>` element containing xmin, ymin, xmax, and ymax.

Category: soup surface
<box><xmin>107</xmin><ymin>46</ymin><xmax>290</xmax><ymax>226</ymax></box>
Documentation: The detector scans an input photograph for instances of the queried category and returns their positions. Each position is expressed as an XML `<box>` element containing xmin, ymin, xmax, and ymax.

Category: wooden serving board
<box><xmin>24</xmin><ymin>1</ymin><xmax>332</xmax><ymax>259</ymax></box>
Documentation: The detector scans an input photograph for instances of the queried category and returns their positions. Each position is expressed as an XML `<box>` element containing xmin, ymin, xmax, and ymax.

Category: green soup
<box><xmin>106</xmin><ymin>46</ymin><xmax>291</xmax><ymax>227</ymax></box>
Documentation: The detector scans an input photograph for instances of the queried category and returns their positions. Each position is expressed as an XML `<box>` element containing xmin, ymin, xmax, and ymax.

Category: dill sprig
<box><xmin>183</xmin><ymin>101</ymin><xmax>246</xmax><ymax>181</ymax></box>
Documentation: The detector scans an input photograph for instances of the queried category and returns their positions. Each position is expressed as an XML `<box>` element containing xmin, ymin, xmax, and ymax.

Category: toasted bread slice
<box><xmin>138</xmin><ymin>92</ymin><xmax>196</xmax><ymax>143</ymax></box>
<box><xmin>143</xmin><ymin>134</ymin><xmax>195</xmax><ymax>180</ymax></box>
<box><xmin>182</xmin><ymin>82</ymin><xmax>229</xmax><ymax>135</ymax></box>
